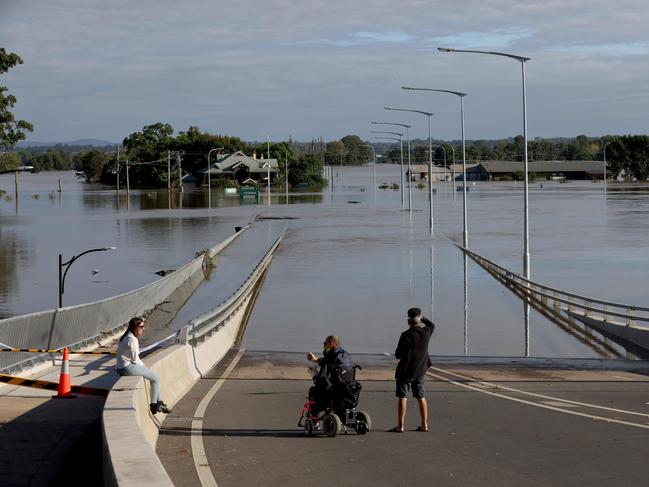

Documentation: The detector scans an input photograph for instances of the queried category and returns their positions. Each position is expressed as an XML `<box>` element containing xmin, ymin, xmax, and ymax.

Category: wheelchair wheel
<box><xmin>304</xmin><ymin>419</ymin><xmax>314</xmax><ymax>436</ymax></box>
<box><xmin>322</xmin><ymin>413</ymin><xmax>342</xmax><ymax>437</ymax></box>
<box><xmin>354</xmin><ymin>410</ymin><xmax>371</xmax><ymax>434</ymax></box>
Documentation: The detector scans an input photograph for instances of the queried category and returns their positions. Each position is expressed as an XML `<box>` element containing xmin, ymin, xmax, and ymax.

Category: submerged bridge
<box><xmin>1</xmin><ymin>225</ymin><xmax>649</xmax><ymax>486</ymax></box>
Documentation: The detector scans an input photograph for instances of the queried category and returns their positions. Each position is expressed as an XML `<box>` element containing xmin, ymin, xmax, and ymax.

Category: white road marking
<box><xmin>191</xmin><ymin>349</ymin><xmax>245</xmax><ymax>487</ymax></box>
<box><xmin>540</xmin><ymin>401</ymin><xmax>581</xmax><ymax>408</ymax></box>
<box><xmin>428</xmin><ymin>368</ymin><xmax>649</xmax><ymax>430</ymax></box>
<box><xmin>429</xmin><ymin>366</ymin><xmax>649</xmax><ymax>419</ymax></box>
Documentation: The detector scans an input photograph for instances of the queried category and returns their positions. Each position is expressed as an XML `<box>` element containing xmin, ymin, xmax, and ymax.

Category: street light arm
<box><xmin>385</xmin><ymin>107</ymin><xmax>434</xmax><ymax>117</ymax></box>
<box><xmin>370</xmin><ymin>130</ymin><xmax>403</xmax><ymax>137</ymax></box>
<box><xmin>437</xmin><ymin>47</ymin><xmax>530</xmax><ymax>62</ymax></box>
<box><xmin>402</xmin><ymin>86</ymin><xmax>467</xmax><ymax>97</ymax></box>
<box><xmin>60</xmin><ymin>247</ymin><xmax>116</xmax><ymax>296</ymax></box>
<box><xmin>371</xmin><ymin>121</ymin><xmax>412</xmax><ymax>129</ymax></box>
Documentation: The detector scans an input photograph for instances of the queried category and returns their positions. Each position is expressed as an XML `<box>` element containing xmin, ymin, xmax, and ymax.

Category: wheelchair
<box><xmin>297</xmin><ymin>364</ymin><xmax>372</xmax><ymax>437</ymax></box>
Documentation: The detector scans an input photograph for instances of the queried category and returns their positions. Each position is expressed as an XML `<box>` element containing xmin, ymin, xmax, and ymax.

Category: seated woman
<box><xmin>115</xmin><ymin>317</ymin><xmax>171</xmax><ymax>414</ymax></box>
<box><xmin>306</xmin><ymin>335</ymin><xmax>353</xmax><ymax>416</ymax></box>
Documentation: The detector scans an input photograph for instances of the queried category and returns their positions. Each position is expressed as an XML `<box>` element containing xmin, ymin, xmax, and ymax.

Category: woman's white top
<box><xmin>116</xmin><ymin>331</ymin><xmax>145</xmax><ymax>369</ymax></box>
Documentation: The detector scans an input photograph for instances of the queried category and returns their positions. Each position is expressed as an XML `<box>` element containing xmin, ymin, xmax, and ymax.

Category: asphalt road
<box><xmin>157</xmin><ymin>351</ymin><xmax>649</xmax><ymax>487</ymax></box>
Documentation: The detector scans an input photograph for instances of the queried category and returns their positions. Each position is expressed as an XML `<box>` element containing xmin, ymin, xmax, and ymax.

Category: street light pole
<box><xmin>59</xmin><ymin>247</ymin><xmax>116</xmax><ymax>308</ymax></box>
<box><xmin>370</xmin><ymin>130</ymin><xmax>404</xmax><ymax>208</ymax></box>
<box><xmin>402</xmin><ymin>86</ymin><xmax>468</xmax><ymax>248</ymax></box>
<box><xmin>371</xmin><ymin>121</ymin><xmax>412</xmax><ymax>215</ymax></box>
<box><xmin>284</xmin><ymin>148</ymin><xmax>289</xmax><ymax>204</ymax></box>
<box><xmin>439</xmin><ymin>47</ymin><xmax>531</xmax><ymax>278</ymax></box>
<box><xmin>385</xmin><ymin>107</ymin><xmax>435</xmax><ymax>236</ymax></box>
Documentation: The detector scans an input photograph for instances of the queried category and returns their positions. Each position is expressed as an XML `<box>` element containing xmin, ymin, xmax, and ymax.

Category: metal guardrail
<box><xmin>458</xmin><ymin>244</ymin><xmax>649</xmax><ymax>330</ymax></box>
<box><xmin>180</xmin><ymin>228</ymin><xmax>286</xmax><ymax>344</ymax></box>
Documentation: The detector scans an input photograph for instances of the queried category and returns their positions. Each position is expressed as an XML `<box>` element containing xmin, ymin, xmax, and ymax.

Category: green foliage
<box><xmin>0</xmin><ymin>49</ymin><xmax>33</xmax><ymax>150</ymax></box>
<box><xmin>324</xmin><ymin>135</ymin><xmax>372</xmax><ymax>166</ymax></box>
<box><xmin>18</xmin><ymin>149</ymin><xmax>74</xmax><ymax>171</ymax></box>
<box><xmin>0</xmin><ymin>151</ymin><xmax>20</xmax><ymax>172</ymax></box>
<box><xmin>122</xmin><ymin>123</ymin><xmax>174</xmax><ymax>187</ymax></box>
<box><xmin>78</xmin><ymin>150</ymin><xmax>111</xmax><ymax>183</ymax></box>
<box><xmin>208</xmin><ymin>177</ymin><xmax>238</xmax><ymax>188</ymax></box>
<box><xmin>289</xmin><ymin>154</ymin><xmax>325</xmax><ymax>187</ymax></box>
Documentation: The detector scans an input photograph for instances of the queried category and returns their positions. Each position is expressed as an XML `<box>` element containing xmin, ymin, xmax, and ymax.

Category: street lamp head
<box><xmin>437</xmin><ymin>47</ymin><xmax>455</xmax><ymax>52</ymax></box>
<box><xmin>103</xmin><ymin>246</ymin><xmax>117</xmax><ymax>251</ymax></box>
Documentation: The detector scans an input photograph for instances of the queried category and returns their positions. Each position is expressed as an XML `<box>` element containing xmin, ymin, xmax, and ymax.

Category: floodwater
<box><xmin>1</xmin><ymin>168</ymin><xmax>648</xmax><ymax>359</ymax></box>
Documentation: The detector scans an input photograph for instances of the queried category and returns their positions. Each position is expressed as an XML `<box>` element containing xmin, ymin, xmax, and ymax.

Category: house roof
<box><xmin>406</xmin><ymin>164</ymin><xmax>461</xmax><ymax>174</ymax></box>
<box><xmin>202</xmin><ymin>151</ymin><xmax>279</xmax><ymax>174</ymax></box>
<box><xmin>478</xmin><ymin>160</ymin><xmax>605</xmax><ymax>174</ymax></box>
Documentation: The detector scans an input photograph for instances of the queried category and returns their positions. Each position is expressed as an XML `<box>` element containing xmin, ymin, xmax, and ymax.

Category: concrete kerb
<box><xmin>102</xmin><ymin>273</ymin><xmax>258</xmax><ymax>486</ymax></box>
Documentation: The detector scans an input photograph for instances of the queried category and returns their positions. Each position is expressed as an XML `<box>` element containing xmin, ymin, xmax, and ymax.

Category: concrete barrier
<box><xmin>103</xmin><ymin>289</ymin><xmax>254</xmax><ymax>485</ymax></box>
<box><xmin>101</xmin><ymin>228</ymin><xmax>286</xmax><ymax>486</ymax></box>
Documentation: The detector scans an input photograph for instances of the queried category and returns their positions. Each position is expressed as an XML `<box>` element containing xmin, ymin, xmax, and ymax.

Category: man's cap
<box><xmin>407</xmin><ymin>307</ymin><xmax>421</xmax><ymax>318</ymax></box>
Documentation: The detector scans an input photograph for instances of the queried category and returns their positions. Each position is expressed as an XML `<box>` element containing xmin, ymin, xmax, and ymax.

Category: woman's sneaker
<box><xmin>157</xmin><ymin>401</ymin><xmax>172</xmax><ymax>414</ymax></box>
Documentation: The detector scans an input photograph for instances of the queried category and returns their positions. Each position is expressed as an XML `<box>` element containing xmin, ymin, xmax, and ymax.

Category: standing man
<box><xmin>389</xmin><ymin>307</ymin><xmax>435</xmax><ymax>432</ymax></box>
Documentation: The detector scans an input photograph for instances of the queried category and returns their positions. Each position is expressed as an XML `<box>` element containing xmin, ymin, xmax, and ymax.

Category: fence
<box><xmin>0</xmin><ymin>227</ymin><xmax>249</xmax><ymax>373</ymax></box>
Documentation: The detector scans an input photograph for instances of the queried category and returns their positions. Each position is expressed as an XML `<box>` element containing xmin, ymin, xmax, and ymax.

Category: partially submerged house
<box><xmin>407</xmin><ymin>161</ymin><xmax>607</xmax><ymax>182</ymax></box>
<box><xmin>475</xmin><ymin>161</ymin><xmax>606</xmax><ymax>181</ymax></box>
<box><xmin>201</xmin><ymin>151</ymin><xmax>279</xmax><ymax>185</ymax></box>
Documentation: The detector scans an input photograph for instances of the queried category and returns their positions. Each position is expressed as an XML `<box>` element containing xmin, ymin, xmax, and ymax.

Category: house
<box><xmin>406</xmin><ymin>164</ymin><xmax>451</xmax><ymax>181</ymax></box>
<box><xmin>476</xmin><ymin>161</ymin><xmax>606</xmax><ymax>181</ymax></box>
<box><xmin>201</xmin><ymin>151</ymin><xmax>279</xmax><ymax>185</ymax></box>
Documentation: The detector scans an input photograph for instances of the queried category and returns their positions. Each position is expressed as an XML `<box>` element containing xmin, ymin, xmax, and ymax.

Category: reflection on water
<box><xmin>1</xmin><ymin>169</ymin><xmax>648</xmax><ymax>360</ymax></box>
<box><xmin>0</xmin><ymin>228</ymin><xmax>33</xmax><ymax>319</ymax></box>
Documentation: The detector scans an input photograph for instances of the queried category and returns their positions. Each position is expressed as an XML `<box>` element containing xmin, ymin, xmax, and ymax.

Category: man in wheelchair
<box><xmin>306</xmin><ymin>335</ymin><xmax>354</xmax><ymax>417</ymax></box>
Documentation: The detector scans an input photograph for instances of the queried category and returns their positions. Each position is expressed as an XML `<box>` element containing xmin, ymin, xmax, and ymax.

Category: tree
<box><xmin>123</xmin><ymin>123</ymin><xmax>174</xmax><ymax>186</ymax></box>
<box><xmin>340</xmin><ymin>135</ymin><xmax>371</xmax><ymax>165</ymax></box>
<box><xmin>79</xmin><ymin>150</ymin><xmax>110</xmax><ymax>183</ymax></box>
<box><xmin>0</xmin><ymin>49</ymin><xmax>33</xmax><ymax>150</ymax></box>
<box><xmin>0</xmin><ymin>152</ymin><xmax>20</xmax><ymax>173</ymax></box>
<box><xmin>290</xmin><ymin>154</ymin><xmax>325</xmax><ymax>187</ymax></box>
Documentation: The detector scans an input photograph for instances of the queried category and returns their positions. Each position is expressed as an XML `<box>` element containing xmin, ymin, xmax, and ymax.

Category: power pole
<box><xmin>167</xmin><ymin>150</ymin><xmax>171</xmax><ymax>191</ymax></box>
<box><xmin>177</xmin><ymin>151</ymin><xmax>183</xmax><ymax>193</ymax></box>
<box><xmin>126</xmin><ymin>159</ymin><xmax>130</xmax><ymax>194</ymax></box>
<box><xmin>116</xmin><ymin>145</ymin><xmax>120</xmax><ymax>193</ymax></box>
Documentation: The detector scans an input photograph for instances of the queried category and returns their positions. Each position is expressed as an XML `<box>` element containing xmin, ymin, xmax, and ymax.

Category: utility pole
<box><xmin>177</xmin><ymin>152</ymin><xmax>183</xmax><ymax>193</ymax></box>
<box><xmin>116</xmin><ymin>145</ymin><xmax>120</xmax><ymax>193</ymax></box>
<box><xmin>167</xmin><ymin>150</ymin><xmax>171</xmax><ymax>192</ymax></box>
<box><xmin>126</xmin><ymin>159</ymin><xmax>130</xmax><ymax>194</ymax></box>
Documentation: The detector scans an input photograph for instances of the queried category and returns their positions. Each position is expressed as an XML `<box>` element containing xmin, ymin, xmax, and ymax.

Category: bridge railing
<box><xmin>181</xmin><ymin>228</ymin><xmax>285</xmax><ymax>344</ymax></box>
<box><xmin>459</xmin><ymin>245</ymin><xmax>649</xmax><ymax>330</ymax></box>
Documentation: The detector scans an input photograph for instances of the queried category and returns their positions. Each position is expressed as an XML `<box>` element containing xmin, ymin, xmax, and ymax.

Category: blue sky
<box><xmin>1</xmin><ymin>0</ymin><xmax>647</xmax><ymax>143</ymax></box>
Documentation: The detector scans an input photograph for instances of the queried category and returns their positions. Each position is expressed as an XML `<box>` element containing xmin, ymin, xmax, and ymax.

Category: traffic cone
<box><xmin>53</xmin><ymin>347</ymin><xmax>76</xmax><ymax>399</ymax></box>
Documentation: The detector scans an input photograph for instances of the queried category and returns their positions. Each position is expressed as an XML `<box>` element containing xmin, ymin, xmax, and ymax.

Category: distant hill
<box><xmin>17</xmin><ymin>139</ymin><xmax>116</xmax><ymax>148</ymax></box>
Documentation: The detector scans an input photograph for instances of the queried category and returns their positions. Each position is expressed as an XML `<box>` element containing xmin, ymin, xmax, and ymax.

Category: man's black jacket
<box><xmin>395</xmin><ymin>317</ymin><xmax>435</xmax><ymax>380</ymax></box>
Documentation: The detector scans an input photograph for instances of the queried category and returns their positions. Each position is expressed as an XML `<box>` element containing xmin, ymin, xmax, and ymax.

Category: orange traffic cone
<box><xmin>53</xmin><ymin>347</ymin><xmax>77</xmax><ymax>399</ymax></box>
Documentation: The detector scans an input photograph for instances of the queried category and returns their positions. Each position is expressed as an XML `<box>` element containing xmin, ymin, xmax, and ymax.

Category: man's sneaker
<box><xmin>149</xmin><ymin>403</ymin><xmax>158</xmax><ymax>414</ymax></box>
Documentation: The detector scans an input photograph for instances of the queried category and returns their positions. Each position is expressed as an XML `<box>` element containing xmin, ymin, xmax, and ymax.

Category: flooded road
<box><xmin>1</xmin><ymin>168</ymin><xmax>648</xmax><ymax>359</ymax></box>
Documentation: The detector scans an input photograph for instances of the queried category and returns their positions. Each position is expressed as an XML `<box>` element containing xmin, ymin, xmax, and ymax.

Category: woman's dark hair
<box><xmin>120</xmin><ymin>317</ymin><xmax>143</xmax><ymax>342</ymax></box>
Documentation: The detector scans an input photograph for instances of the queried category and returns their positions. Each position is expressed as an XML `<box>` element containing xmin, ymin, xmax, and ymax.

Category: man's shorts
<box><xmin>396</xmin><ymin>376</ymin><xmax>426</xmax><ymax>399</ymax></box>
